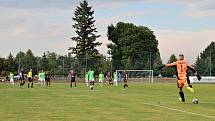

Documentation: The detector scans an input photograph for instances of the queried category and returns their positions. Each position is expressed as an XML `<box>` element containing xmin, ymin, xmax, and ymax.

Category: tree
<box><xmin>25</xmin><ymin>49</ymin><xmax>36</xmax><ymax>72</ymax></box>
<box><xmin>107</xmin><ymin>22</ymin><xmax>161</xmax><ymax>71</ymax></box>
<box><xmin>69</xmin><ymin>0</ymin><xmax>101</xmax><ymax>59</ymax></box>
<box><xmin>153</xmin><ymin>53</ymin><xmax>163</xmax><ymax>75</ymax></box>
<box><xmin>5</xmin><ymin>53</ymin><xmax>16</xmax><ymax>73</ymax></box>
<box><xmin>15</xmin><ymin>51</ymin><xmax>26</xmax><ymax>71</ymax></box>
<box><xmin>162</xmin><ymin>54</ymin><xmax>177</xmax><ymax>77</ymax></box>
<box><xmin>57</xmin><ymin>55</ymin><xmax>72</xmax><ymax>76</ymax></box>
<box><xmin>0</xmin><ymin>57</ymin><xmax>6</xmax><ymax>75</ymax></box>
<box><xmin>47</xmin><ymin>51</ymin><xmax>58</xmax><ymax>75</ymax></box>
<box><xmin>96</xmin><ymin>54</ymin><xmax>112</xmax><ymax>74</ymax></box>
<box><xmin>40</xmin><ymin>52</ymin><xmax>49</xmax><ymax>71</ymax></box>
<box><xmin>195</xmin><ymin>41</ymin><xmax>215</xmax><ymax>76</ymax></box>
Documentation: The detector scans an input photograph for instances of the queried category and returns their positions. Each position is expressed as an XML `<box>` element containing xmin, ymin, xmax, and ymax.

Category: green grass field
<box><xmin>0</xmin><ymin>82</ymin><xmax>215</xmax><ymax>121</ymax></box>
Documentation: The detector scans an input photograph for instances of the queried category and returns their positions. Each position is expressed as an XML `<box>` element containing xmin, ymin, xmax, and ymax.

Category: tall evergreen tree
<box><xmin>195</xmin><ymin>41</ymin><xmax>215</xmax><ymax>76</ymax></box>
<box><xmin>69</xmin><ymin>0</ymin><xmax>101</xmax><ymax>58</ymax></box>
<box><xmin>5</xmin><ymin>53</ymin><xmax>16</xmax><ymax>73</ymax></box>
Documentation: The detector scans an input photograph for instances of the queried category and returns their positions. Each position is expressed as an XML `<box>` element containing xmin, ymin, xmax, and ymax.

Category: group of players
<box><xmin>18</xmin><ymin>68</ymin><xmax>51</xmax><ymax>89</ymax></box>
<box><xmin>8</xmin><ymin>67</ymin><xmax>129</xmax><ymax>90</ymax></box>
<box><xmin>6</xmin><ymin>54</ymin><xmax>201</xmax><ymax>103</ymax></box>
<box><xmin>69</xmin><ymin>68</ymin><xmax>129</xmax><ymax>90</ymax></box>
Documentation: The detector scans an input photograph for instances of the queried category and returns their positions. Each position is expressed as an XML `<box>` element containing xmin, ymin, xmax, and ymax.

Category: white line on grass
<box><xmin>143</xmin><ymin>102</ymin><xmax>215</xmax><ymax>119</ymax></box>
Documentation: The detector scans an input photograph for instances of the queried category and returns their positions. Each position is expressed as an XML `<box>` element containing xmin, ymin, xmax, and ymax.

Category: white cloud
<box><xmin>0</xmin><ymin>6</ymin><xmax>74</xmax><ymax>57</ymax></box>
<box><xmin>155</xmin><ymin>29</ymin><xmax>215</xmax><ymax>63</ymax></box>
<box><xmin>144</xmin><ymin>0</ymin><xmax>215</xmax><ymax>18</ymax></box>
<box><xmin>185</xmin><ymin>9</ymin><xmax>215</xmax><ymax>18</ymax></box>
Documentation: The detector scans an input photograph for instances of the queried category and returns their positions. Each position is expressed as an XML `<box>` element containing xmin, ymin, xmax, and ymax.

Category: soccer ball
<box><xmin>90</xmin><ymin>85</ymin><xmax>94</xmax><ymax>90</ymax></box>
<box><xmin>192</xmin><ymin>98</ymin><xmax>199</xmax><ymax>104</ymax></box>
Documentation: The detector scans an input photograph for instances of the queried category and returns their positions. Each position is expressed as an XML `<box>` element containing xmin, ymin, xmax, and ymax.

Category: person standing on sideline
<box><xmin>69</xmin><ymin>69</ymin><xmax>76</xmax><ymax>88</ymax></box>
<box><xmin>9</xmin><ymin>72</ymin><xmax>14</xmax><ymax>85</ymax></box>
<box><xmin>85</xmin><ymin>72</ymin><xmax>89</xmax><ymax>87</ymax></box>
<box><xmin>45</xmin><ymin>71</ymin><xmax>51</xmax><ymax>87</ymax></box>
<box><xmin>41</xmin><ymin>70</ymin><xmax>46</xmax><ymax>86</ymax></box>
<box><xmin>99</xmin><ymin>72</ymin><xmax>104</xmax><ymax>87</ymax></box>
<box><xmin>113</xmin><ymin>72</ymin><xmax>118</xmax><ymax>86</ymax></box>
<box><xmin>88</xmin><ymin>68</ymin><xmax>95</xmax><ymax>90</ymax></box>
<box><xmin>19</xmin><ymin>68</ymin><xmax>25</xmax><ymax>88</ymax></box>
<box><xmin>27</xmin><ymin>69</ymin><xmax>33</xmax><ymax>88</ymax></box>
<box><xmin>38</xmin><ymin>71</ymin><xmax>42</xmax><ymax>86</ymax></box>
<box><xmin>106</xmin><ymin>72</ymin><xmax>113</xmax><ymax>86</ymax></box>
<box><xmin>123</xmin><ymin>70</ymin><xmax>128</xmax><ymax>89</ymax></box>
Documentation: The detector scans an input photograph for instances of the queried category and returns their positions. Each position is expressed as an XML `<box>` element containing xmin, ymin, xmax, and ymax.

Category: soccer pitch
<box><xmin>0</xmin><ymin>82</ymin><xmax>215</xmax><ymax>121</ymax></box>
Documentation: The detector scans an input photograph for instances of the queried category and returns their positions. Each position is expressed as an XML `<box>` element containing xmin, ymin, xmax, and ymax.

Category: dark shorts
<box><xmin>28</xmin><ymin>77</ymin><xmax>33</xmax><ymax>82</ymax></box>
<box><xmin>90</xmin><ymin>81</ymin><xmax>94</xmax><ymax>85</ymax></box>
<box><xmin>71</xmin><ymin>77</ymin><xmax>75</xmax><ymax>82</ymax></box>
<box><xmin>46</xmin><ymin>78</ymin><xmax>50</xmax><ymax>82</ymax></box>
<box><xmin>20</xmin><ymin>77</ymin><xmax>24</xmax><ymax>81</ymax></box>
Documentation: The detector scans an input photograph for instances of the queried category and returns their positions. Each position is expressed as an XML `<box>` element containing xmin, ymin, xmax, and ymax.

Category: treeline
<box><xmin>195</xmin><ymin>41</ymin><xmax>215</xmax><ymax>76</ymax></box>
<box><xmin>0</xmin><ymin>49</ymin><xmax>111</xmax><ymax>77</ymax></box>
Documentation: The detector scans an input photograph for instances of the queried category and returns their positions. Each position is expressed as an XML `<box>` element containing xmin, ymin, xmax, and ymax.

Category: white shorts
<box><xmin>99</xmin><ymin>79</ymin><xmax>103</xmax><ymax>83</ymax></box>
<box><xmin>39</xmin><ymin>79</ymin><xmax>45</xmax><ymax>82</ymax></box>
<box><xmin>10</xmin><ymin>79</ymin><xmax>14</xmax><ymax>83</ymax></box>
<box><xmin>114</xmin><ymin>79</ymin><xmax>117</xmax><ymax>82</ymax></box>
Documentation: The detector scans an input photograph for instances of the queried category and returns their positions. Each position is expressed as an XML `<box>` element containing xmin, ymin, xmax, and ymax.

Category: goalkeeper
<box><xmin>158</xmin><ymin>54</ymin><xmax>201</xmax><ymax>103</ymax></box>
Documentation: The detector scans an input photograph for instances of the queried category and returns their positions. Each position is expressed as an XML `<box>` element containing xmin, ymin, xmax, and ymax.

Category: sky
<box><xmin>0</xmin><ymin>0</ymin><xmax>215</xmax><ymax>63</ymax></box>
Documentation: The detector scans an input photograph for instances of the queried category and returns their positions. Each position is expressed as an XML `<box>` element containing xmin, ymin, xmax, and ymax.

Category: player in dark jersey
<box><xmin>123</xmin><ymin>70</ymin><xmax>128</xmax><ymax>89</ymax></box>
<box><xmin>19</xmin><ymin>68</ymin><xmax>25</xmax><ymax>88</ymax></box>
<box><xmin>69</xmin><ymin>69</ymin><xmax>76</xmax><ymax>88</ymax></box>
<box><xmin>45</xmin><ymin>71</ymin><xmax>51</xmax><ymax>87</ymax></box>
<box><xmin>106</xmin><ymin>72</ymin><xmax>113</xmax><ymax>86</ymax></box>
<box><xmin>158</xmin><ymin>54</ymin><xmax>201</xmax><ymax>103</ymax></box>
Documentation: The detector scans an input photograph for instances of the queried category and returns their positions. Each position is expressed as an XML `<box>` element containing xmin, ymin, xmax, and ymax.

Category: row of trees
<box><xmin>0</xmin><ymin>50</ymin><xmax>70</xmax><ymax>76</ymax></box>
<box><xmin>0</xmin><ymin>49</ymin><xmax>111</xmax><ymax>77</ymax></box>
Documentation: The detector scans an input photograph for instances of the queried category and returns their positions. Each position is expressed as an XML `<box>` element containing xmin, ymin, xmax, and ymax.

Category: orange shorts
<box><xmin>177</xmin><ymin>79</ymin><xmax>186</xmax><ymax>88</ymax></box>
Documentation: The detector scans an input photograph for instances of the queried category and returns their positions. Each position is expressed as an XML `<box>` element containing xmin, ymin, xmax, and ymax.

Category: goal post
<box><xmin>116</xmin><ymin>70</ymin><xmax>154</xmax><ymax>83</ymax></box>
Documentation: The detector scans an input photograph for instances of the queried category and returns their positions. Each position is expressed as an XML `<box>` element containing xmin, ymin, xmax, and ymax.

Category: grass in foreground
<box><xmin>0</xmin><ymin>82</ymin><xmax>215</xmax><ymax>121</ymax></box>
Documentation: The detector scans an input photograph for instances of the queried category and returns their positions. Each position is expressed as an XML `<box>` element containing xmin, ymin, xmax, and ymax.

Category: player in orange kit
<box><xmin>158</xmin><ymin>54</ymin><xmax>201</xmax><ymax>103</ymax></box>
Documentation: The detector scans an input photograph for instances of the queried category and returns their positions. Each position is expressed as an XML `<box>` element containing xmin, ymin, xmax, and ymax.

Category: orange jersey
<box><xmin>165</xmin><ymin>60</ymin><xmax>194</xmax><ymax>80</ymax></box>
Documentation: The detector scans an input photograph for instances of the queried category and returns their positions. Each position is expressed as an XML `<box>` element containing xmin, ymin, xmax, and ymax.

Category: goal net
<box><xmin>116</xmin><ymin>70</ymin><xmax>154</xmax><ymax>83</ymax></box>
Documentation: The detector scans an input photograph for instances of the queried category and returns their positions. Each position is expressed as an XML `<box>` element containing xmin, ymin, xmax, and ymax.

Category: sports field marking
<box><xmin>143</xmin><ymin>102</ymin><xmax>215</xmax><ymax>119</ymax></box>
